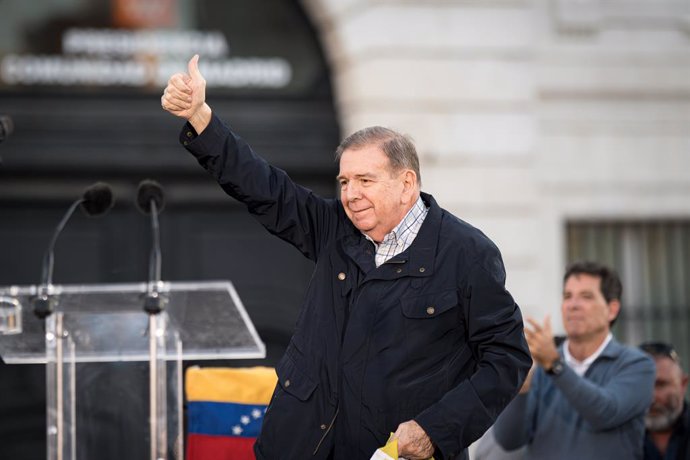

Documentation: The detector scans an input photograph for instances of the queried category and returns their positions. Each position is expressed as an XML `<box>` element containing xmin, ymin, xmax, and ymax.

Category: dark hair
<box><xmin>564</xmin><ymin>261</ymin><xmax>622</xmax><ymax>303</ymax></box>
<box><xmin>639</xmin><ymin>341</ymin><xmax>681</xmax><ymax>364</ymax></box>
<box><xmin>335</xmin><ymin>126</ymin><xmax>422</xmax><ymax>187</ymax></box>
<box><xmin>564</xmin><ymin>261</ymin><xmax>622</xmax><ymax>326</ymax></box>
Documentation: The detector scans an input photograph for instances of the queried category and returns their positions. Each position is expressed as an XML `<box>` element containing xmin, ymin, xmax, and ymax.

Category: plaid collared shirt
<box><xmin>365</xmin><ymin>196</ymin><xmax>428</xmax><ymax>267</ymax></box>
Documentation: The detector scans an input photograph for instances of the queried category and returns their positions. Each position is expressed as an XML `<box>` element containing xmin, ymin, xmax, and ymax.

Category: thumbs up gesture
<box><xmin>161</xmin><ymin>54</ymin><xmax>211</xmax><ymax>132</ymax></box>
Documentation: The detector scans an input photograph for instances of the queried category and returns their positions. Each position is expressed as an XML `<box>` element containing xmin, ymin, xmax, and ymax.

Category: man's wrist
<box><xmin>545</xmin><ymin>357</ymin><xmax>565</xmax><ymax>376</ymax></box>
<box><xmin>188</xmin><ymin>103</ymin><xmax>212</xmax><ymax>134</ymax></box>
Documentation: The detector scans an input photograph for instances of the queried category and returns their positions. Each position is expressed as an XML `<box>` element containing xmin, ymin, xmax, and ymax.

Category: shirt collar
<box><xmin>364</xmin><ymin>195</ymin><xmax>426</xmax><ymax>247</ymax></box>
<box><xmin>563</xmin><ymin>333</ymin><xmax>613</xmax><ymax>377</ymax></box>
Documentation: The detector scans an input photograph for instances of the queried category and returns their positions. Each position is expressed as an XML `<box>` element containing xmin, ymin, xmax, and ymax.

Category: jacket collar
<box><xmin>559</xmin><ymin>336</ymin><xmax>626</xmax><ymax>361</ymax></box>
<box><xmin>401</xmin><ymin>192</ymin><xmax>441</xmax><ymax>276</ymax></box>
<box><xmin>342</xmin><ymin>192</ymin><xmax>441</xmax><ymax>280</ymax></box>
<box><xmin>599</xmin><ymin>336</ymin><xmax>626</xmax><ymax>359</ymax></box>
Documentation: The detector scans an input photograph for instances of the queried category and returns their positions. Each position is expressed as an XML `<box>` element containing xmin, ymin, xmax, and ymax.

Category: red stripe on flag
<box><xmin>187</xmin><ymin>433</ymin><xmax>256</xmax><ymax>460</ymax></box>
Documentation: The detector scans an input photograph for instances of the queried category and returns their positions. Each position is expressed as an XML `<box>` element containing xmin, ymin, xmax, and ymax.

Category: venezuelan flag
<box><xmin>186</xmin><ymin>366</ymin><xmax>277</xmax><ymax>460</ymax></box>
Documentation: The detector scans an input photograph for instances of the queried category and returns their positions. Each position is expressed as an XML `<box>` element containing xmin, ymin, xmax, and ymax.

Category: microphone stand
<box><xmin>34</xmin><ymin>199</ymin><xmax>84</xmax><ymax>319</ymax></box>
<box><xmin>33</xmin><ymin>182</ymin><xmax>114</xmax><ymax>319</ymax></box>
<box><xmin>31</xmin><ymin>182</ymin><xmax>113</xmax><ymax>460</ymax></box>
<box><xmin>137</xmin><ymin>181</ymin><xmax>169</xmax><ymax>460</ymax></box>
<box><xmin>34</xmin><ymin>200</ymin><xmax>77</xmax><ymax>459</ymax></box>
<box><xmin>144</xmin><ymin>199</ymin><xmax>163</xmax><ymax>314</ymax></box>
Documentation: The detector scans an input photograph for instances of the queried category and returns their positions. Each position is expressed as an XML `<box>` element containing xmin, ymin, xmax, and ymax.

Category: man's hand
<box><xmin>524</xmin><ymin>315</ymin><xmax>560</xmax><ymax>371</ymax></box>
<box><xmin>161</xmin><ymin>54</ymin><xmax>211</xmax><ymax>133</ymax></box>
<box><xmin>394</xmin><ymin>420</ymin><xmax>434</xmax><ymax>459</ymax></box>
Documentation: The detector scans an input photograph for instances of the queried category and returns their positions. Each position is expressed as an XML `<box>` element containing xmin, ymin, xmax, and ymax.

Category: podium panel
<box><xmin>0</xmin><ymin>280</ymin><xmax>265</xmax><ymax>363</ymax></box>
<box><xmin>0</xmin><ymin>280</ymin><xmax>265</xmax><ymax>460</ymax></box>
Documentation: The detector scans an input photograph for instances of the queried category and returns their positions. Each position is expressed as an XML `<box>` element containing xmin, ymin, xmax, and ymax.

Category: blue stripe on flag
<box><xmin>187</xmin><ymin>401</ymin><xmax>266</xmax><ymax>438</ymax></box>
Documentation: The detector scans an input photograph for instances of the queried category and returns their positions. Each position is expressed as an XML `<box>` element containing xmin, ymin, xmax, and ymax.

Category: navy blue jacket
<box><xmin>182</xmin><ymin>115</ymin><xmax>531</xmax><ymax>460</ymax></box>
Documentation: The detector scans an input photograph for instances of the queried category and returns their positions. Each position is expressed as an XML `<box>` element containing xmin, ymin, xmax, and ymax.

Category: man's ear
<box><xmin>607</xmin><ymin>299</ymin><xmax>621</xmax><ymax>323</ymax></box>
<box><xmin>400</xmin><ymin>169</ymin><xmax>418</xmax><ymax>203</ymax></box>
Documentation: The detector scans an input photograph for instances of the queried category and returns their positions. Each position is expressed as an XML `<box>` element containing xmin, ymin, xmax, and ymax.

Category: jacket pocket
<box><xmin>275</xmin><ymin>350</ymin><xmax>317</xmax><ymax>402</ymax></box>
<box><xmin>400</xmin><ymin>289</ymin><xmax>458</xmax><ymax>319</ymax></box>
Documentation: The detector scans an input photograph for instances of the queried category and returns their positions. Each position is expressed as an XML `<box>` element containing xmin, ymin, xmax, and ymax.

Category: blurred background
<box><xmin>0</xmin><ymin>0</ymin><xmax>688</xmax><ymax>458</ymax></box>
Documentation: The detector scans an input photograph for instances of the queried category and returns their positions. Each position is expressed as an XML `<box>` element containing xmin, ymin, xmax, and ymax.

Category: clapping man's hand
<box><xmin>525</xmin><ymin>315</ymin><xmax>560</xmax><ymax>371</ymax></box>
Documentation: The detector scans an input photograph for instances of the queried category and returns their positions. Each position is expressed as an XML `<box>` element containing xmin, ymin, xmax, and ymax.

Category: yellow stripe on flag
<box><xmin>186</xmin><ymin>366</ymin><xmax>277</xmax><ymax>405</ymax></box>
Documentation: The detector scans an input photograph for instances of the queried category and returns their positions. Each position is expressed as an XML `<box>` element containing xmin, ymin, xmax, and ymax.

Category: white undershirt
<box><xmin>563</xmin><ymin>333</ymin><xmax>612</xmax><ymax>377</ymax></box>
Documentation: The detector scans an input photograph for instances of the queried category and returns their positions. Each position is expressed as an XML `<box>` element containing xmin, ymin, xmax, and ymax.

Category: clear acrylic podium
<box><xmin>0</xmin><ymin>281</ymin><xmax>265</xmax><ymax>460</ymax></box>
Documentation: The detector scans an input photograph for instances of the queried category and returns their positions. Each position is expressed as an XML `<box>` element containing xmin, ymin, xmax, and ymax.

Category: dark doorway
<box><xmin>0</xmin><ymin>0</ymin><xmax>339</xmax><ymax>458</ymax></box>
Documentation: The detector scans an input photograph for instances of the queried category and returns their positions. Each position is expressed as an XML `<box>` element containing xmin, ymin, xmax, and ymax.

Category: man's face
<box><xmin>337</xmin><ymin>145</ymin><xmax>410</xmax><ymax>243</ymax></box>
<box><xmin>561</xmin><ymin>274</ymin><xmax>618</xmax><ymax>342</ymax></box>
<box><xmin>646</xmin><ymin>356</ymin><xmax>688</xmax><ymax>431</ymax></box>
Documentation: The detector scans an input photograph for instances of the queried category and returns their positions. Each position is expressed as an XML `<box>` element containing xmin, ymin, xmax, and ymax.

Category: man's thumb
<box><xmin>188</xmin><ymin>54</ymin><xmax>202</xmax><ymax>79</ymax></box>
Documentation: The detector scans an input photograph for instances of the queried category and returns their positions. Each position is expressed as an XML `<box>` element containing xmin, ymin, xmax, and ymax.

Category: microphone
<box><xmin>33</xmin><ymin>182</ymin><xmax>115</xmax><ymax>319</ymax></box>
<box><xmin>0</xmin><ymin>116</ymin><xmax>13</xmax><ymax>144</ymax></box>
<box><xmin>136</xmin><ymin>179</ymin><xmax>166</xmax><ymax>314</ymax></box>
<box><xmin>81</xmin><ymin>182</ymin><xmax>115</xmax><ymax>216</ymax></box>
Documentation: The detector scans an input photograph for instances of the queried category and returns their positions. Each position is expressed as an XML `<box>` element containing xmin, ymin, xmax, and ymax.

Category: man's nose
<box><xmin>344</xmin><ymin>183</ymin><xmax>361</xmax><ymax>200</ymax></box>
<box><xmin>563</xmin><ymin>299</ymin><xmax>579</xmax><ymax>310</ymax></box>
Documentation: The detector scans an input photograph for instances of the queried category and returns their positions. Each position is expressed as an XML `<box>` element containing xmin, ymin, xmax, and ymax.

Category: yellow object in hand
<box><xmin>369</xmin><ymin>433</ymin><xmax>399</xmax><ymax>460</ymax></box>
<box><xmin>369</xmin><ymin>433</ymin><xmax>434</xmax><ymax>460</ymax></box>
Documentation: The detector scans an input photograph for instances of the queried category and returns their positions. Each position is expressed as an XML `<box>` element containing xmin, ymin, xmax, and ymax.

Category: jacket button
<box><xmin>426</xmin><ymin>306</ymin><xmax>435</xmax><ymax>315</ymax></box>
<box><xmin>338</xmin><ymin>272</ymin><xmax>346</xmax><ymax>281</ymax></box>
<box><xmin>419</xmin><ymin>267</ymin><xmax>426</xmax><ymax>273</ymax></box>
<box><xmin>284</xmin><ymin>379</ymin><xmax>291</xmax><ymax>387</ymax></box>
<box><xmin>320</xmin><ymin>424</ymin><xmax>327</xmax><ymax>430</ymax></box>
<box><xmin>395</xmin><ymin>267</ymin><xmax>402</xmax><ymax>274</ymax></box>
<box><xmin>186</xmin><ymin>131</ymin><xmax>193</xmax><ymax>138</ymax></box>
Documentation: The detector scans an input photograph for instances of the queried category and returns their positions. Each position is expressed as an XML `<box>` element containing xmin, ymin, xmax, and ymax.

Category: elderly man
<box><xmin>161</xmin><ymin>55</ymin><xmax>531</xmax><ymax>460</ymax></box>
<box><xmin>493</xmin><ymin>261</ymin><xmax>656</xmax><ymax>459</ymax></box>
<box><xmin>640</xmin><ymin>341</ymin><xmax>690</xmax><ymax>460</ymax></box>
